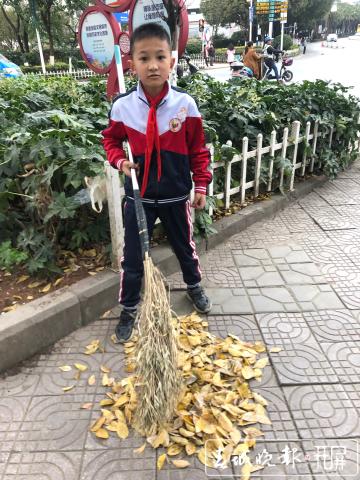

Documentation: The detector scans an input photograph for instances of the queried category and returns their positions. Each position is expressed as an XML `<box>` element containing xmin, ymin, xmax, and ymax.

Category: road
<box><xmin>204</xmin><ymin>38</ymin><xmax>360</xmax><ymax>98</ymax></box>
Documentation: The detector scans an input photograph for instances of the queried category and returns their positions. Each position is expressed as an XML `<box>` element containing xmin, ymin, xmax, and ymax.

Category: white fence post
<box><xmin>301</xmin><ymin>121</ymin><xmax>311</xmax><ymax>176</ymax></box>
<box><xmin>225</xmin><ymin>160</ymin><xmax>232</xmax><ymax>210</ymax></box>
<box><xmin>241</xmin><ymin>137</ymin><xmax>249</xmax><ymax>205</ymax></box>
<box><xmin>208</xmin><ymin>144</ymin><xmax>215</xmax><ymax>216</ymax></box>
<box><xmin>290</xmin><ymin>121</ymin><xmax>301</xmax><ymax>191</ymax></box>
<box><xmin>310</xmin><ymin>121</ymin><xmax>319</xmax><ymax>173</ymax></box>
<box><xmin>279</xmin><ymin>127</ymin><xmax>289</xmax><ymax>189</ymax></box>
<box><xmin>267</xmin><ymin>130</ymin><xmax>276</xmax><ymax>192</ymax></box>
<box><xmin>104</xmin><ymin>161</ymin><xmax>124</xmax><ymax>270</ymax></box>
<box><xmin>254</xmin><ymin>133</ymin><xmax>263</xmax><ymax>198</ymax></box>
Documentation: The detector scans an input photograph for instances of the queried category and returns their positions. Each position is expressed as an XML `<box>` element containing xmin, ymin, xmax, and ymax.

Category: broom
<box><xmin>113</xmin><ymin>44</ymin><xmax>181</xmax><ymax>436</ymax></box>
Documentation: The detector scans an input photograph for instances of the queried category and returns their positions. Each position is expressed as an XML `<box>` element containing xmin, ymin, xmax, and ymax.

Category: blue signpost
<box><xmin>113</xmin><ymin>11</ymin><xmax>129</xmax><ymax>24</ymax></box>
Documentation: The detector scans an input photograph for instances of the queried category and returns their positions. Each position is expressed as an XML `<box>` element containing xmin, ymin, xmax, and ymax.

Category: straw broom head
<box><xmin>133</xmin><ymin>254</ymin><xmax>181</xmax><ymax>435</ymax></box>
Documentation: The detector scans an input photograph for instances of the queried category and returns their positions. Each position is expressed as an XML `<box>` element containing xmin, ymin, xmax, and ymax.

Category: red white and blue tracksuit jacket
<box><xmin>101</xmin><ymin>81</ymin><xmax>212</xmax><ymax>308</ymax></box>
<box><xmin>101</xmin><ymin>80</ymin><xmax>212</xmax><ymax>204</ymax></box>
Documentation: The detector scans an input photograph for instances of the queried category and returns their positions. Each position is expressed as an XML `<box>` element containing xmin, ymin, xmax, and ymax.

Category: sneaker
<box><xmin>187</xmin><ymin>285</ymin><xmax>212</xmax><ymax>314</ymax></box>
<box><xmin>115</xmin><ymin>309</ymin><xmax>136</xmax><ymax>343</ymax></box>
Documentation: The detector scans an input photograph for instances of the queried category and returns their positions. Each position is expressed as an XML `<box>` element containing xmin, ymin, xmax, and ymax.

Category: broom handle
<box><xmin>114</xmin><ymin>45</ymin><xmax>150</xmax><ymax>259</ymax></box>
<box><xmin>131</xmin><ymin>168</ymin><xmax>150</xmax><ymax>258</ymax></box>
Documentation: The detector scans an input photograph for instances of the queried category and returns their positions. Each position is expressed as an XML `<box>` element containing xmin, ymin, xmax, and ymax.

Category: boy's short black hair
<box><xmin>130</xmin><ymin>23</ymin><xmax>171</xmax><ymax>55</ymax></box>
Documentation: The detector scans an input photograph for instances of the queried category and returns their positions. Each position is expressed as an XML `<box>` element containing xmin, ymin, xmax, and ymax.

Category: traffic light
<box><xmin>199</xmin><ymin>19</ymin><xmax>205</xmax><ymax>32</ymax></box>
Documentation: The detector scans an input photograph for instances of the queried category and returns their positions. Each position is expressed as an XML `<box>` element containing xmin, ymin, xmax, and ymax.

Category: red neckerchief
<box><xmin>141</xmin><ymin>82</ymin><xmax>169</xmax><ymax>197</ymax></box>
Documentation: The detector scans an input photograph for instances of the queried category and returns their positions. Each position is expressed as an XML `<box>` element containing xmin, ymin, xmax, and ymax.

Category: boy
<box><xmin>102</xmin><ymin>23</ymin><xmax>212</xmax><ymax>343</ymax></box>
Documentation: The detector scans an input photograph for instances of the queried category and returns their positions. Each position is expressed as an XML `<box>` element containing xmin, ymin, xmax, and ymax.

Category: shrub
<box><xmin>212</xmin><ymin>34</ymin><xmax>230</xmax><ymax>49</ymax></box>
<box><xmin>230</xmin><ymin>31</ymin><xmax>248</xmax><ymax>46</ymax></box>
<box><xmin>21</xmin><ymin>62</ymin><xmax>70</xmax><ymax>74</ymax></box>
<box><xmin>273</xmin><ymin>34</ymin><xmax>293</xmax><ymax>51</ymax></box>
<box><xmin>186</xmin><ymin>38</ymin><xmax>202</xmax><ymax>54</ymax></box>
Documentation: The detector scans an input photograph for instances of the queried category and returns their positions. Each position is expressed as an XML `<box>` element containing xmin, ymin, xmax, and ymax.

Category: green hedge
<box><xmin>1</xmin><ymin>75</ymin><xmax>359</xmax><ymax>275</ymax></box>
<box><xmin>3</xmin><ymin>49</ymin><xmax>83</xmax><ymax>66</ymax></box>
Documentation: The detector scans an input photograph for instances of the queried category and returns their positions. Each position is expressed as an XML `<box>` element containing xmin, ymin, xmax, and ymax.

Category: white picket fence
<box><xmin>104</xmin><ymin>118</ymin><xmax>360</xmax><ymax>268</ymax></box>
<box><xmin>25</xmin><ymin>69</ymin><xmax>105</xmax><ymax>79</ymax></box>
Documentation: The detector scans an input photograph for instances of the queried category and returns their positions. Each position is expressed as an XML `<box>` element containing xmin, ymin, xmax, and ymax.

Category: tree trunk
<box><xmin>40</xmin><ymin>5</ymin><xmax>55</xmax><ymax>59</ymax></box>
<box><xmin>1</xmin><ymin>5</ymin><xmax>25</xmax><ymax>52</ymax></box>
<box><xmin>23</xmin><ymin>27</ymin><xmax>30</xmax><ymax>52</ymax></box>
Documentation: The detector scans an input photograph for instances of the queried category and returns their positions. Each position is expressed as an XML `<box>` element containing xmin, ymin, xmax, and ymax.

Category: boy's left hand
<box><xmin>192</xmin><ymin>193</ymin><xmax>206</xmax><ymax>210</ymax></box>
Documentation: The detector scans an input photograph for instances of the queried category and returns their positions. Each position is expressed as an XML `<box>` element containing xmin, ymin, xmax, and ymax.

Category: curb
<box><xmin>0</xmin><ymin>174</ymin><xmax>327</xmax><ymax>373</ymax></box>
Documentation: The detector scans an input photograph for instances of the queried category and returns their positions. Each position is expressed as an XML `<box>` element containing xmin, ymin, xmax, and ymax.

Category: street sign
<box><xmin>249</xmin><ymin>6</ymin><xmax>254</xmax><ymax>23</ymax></box>
<box><xmin>113</xmin><ymin>11</ymin><xmax>129</xmax><ymax>23</ymax></box>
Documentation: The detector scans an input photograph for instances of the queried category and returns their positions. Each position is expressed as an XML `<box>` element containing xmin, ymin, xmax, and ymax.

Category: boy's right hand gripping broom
<box><xmin>129</xmin><ymin>149</ymin><xmax>181</xmax><ymax>437</ymax></box>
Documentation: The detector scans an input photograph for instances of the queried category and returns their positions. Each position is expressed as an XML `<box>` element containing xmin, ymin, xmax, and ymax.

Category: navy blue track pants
<box><xmin>119</xmin><ymin>198</ymin><xmax>202</xmax><ymax>308</ymax></box>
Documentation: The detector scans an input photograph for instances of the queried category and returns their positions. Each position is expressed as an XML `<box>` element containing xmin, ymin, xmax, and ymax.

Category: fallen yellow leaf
<box><xmin>157</xmin><ymin>453</ymin><xmax>167</xmax><ymax>470</ymax></box>
<box><xmin>62</xmin><ymin>385</ymin><xmax>75</xmax><ymax>392</ymax></box>
<box><xmin>74</xmin><ymin>363</ymin><xmax>88</xmax><ymax>372</ymax></box>
<box><xmin>172</xmin><ymin>459</ymin><xmax>190</xmax><ymax>468</ymax></box>
<box><xmin>95</xmin><ymin>428</ymin><xmax>109</xmax><ymax>439</ymax></box>
<box><xmin>134</xmin><ymin>443</ymin><xmax>146</xmax><ymax>454</ymax></box>
<box><xmin>88</xmin><ymin>375</ymin><xmax>96</xmax><ymax>386</ymax></box>
<box><xmin>59</xmin><ymin>365</ymin><xmax>72</xmax><ymax>372</ymax></box>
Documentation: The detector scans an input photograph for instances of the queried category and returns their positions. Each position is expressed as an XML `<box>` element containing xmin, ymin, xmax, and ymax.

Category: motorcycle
<box><xmin>262</xmin><ymin>55</ymin><xmax>294</xmax><ymax>82</ymax></box>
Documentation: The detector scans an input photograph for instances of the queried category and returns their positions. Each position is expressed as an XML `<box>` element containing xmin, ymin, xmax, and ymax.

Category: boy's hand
<box><xmin>121</xmin><ymin>160</ymin><xmax>139</xmax><ymax>178</ymax></box>
<box><xmin>192</xmin><ymin>192</ymin><xmax>206</xmax><ymax>210</ymax></box>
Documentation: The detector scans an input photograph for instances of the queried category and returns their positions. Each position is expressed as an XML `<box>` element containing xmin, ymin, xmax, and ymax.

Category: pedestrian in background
<box><xmin>203</xmin><ymin>42</ymin><xmax>209</xmax><ymax>67</ymax></box>
<box><xmin>301</xmin><ymin>37</ymin><xmax>307</xmax><ymax>54</ymax></box>
<box><xmin>243</xmin><ymin>41</ymin><xmax>261</xmax><ymax>79</ymax></box>
<box><xmin>208</xmin><ymin>42</ymin><xmax>215</xmax><ymax>66</ymax></box>
<box><xmin>226</xmin><ymin>43</ymin><xmax>235</xmax><ymax>69</ymax></box>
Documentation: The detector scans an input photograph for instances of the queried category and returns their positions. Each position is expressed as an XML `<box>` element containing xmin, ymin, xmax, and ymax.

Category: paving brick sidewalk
<box><xmin>1</xmin><ymin>162</ymin><xmax>360</xmax><ymax>479</ymax></box>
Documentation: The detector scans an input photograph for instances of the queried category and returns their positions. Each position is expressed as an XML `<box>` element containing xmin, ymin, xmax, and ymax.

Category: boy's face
<box><xmin>130</xmin><ymin>37</ymin><xmax>175</xmax><ymax>96</ymax></box>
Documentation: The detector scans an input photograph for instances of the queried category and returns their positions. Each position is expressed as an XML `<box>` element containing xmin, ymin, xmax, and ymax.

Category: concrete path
<box><xmin>1</xmin><ymin>162</ymin><xmax>360</xmax><ymax>479</ymax></box>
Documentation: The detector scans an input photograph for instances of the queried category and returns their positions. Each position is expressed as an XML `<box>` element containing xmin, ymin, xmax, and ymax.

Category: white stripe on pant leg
<box><xmin>185</xmin><ymin>200</ymin><xmax>202</xmax><ymax>277</ymax></box>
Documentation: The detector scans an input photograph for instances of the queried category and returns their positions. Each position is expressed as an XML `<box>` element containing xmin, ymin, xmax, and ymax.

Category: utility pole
<box><xmin>249</xmin><ymin>0</ymin><xmax>253</xmax><ymax>42</ymax></box>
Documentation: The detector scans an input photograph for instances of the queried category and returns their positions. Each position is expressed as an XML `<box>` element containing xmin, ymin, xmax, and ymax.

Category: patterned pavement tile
<box><xmin>321</xmin><ymin>342</ymin><xmax>360</xmax><ymax>384</ymax></box>
<box><xmin>305</xmin><ymin>245</ymin><xmax>355</xmax><ymax>265</ymax></box>
<box><xmin>332</xmin><ymin>285</ymin><xmax>360</xmax><ymax>310</ymax></box>
<box><xmin>243</xmin><ymin>441</ymin><xmax>313</xmax><ymax>479</ymax></box>
<box><xmin>0</xmin><ymin>452</ymin><xmax>9</xmax><ymax>478</ymax></box>
<box><xmin>51</xmin><ymin>319</ymin><xmax>110</xmax><ymax>355</ymax></box>
<box><xmin>332</xmin><ymin>179</ymin><xmax>360</xmax><ymax>196</ymax></box>
<box><xmin>200</xmin><ymin>266</ymin><xmax>243</xmax><ymax>289</ymax></box>
<box><xmin>249</xmin><ymin>388</ymin><xmax>299</xmax><ymax>441</ymax></box>
<box><xmin>302</xmin><ymin>438</ymin><xmax>359</xmax><ymax>480</ymax></box>
<box><xmin>298</xmin><ymin>191</ymin><xmax>329</xmax><ymax>208</ymax></box>
<box><xmin>14</xmin><ymin>395</ymin><xmax>93</xmax><ymax>452</ymax></box>
<box><xmin>277</xmin><ymin>209</ymin><xmax>317</xmax><ymax>234</ymax></box>
<box><xmin>80</xmin><ymin>448</ymin><xmax>155</xmax><ymax>480</ymax></box>
<box><xmin>257</xmin><ymin>312</ymin><xmax>315</xmax><ymax>344</ymax></box>
<box><xmin>257</xmin><ymin>313</ymin><xmax>337</xmax><ymax>385</ymax></box>
<box><xmin>288</xmin><ymin>284</ymin><xmax>345</xmax><ymax>310</ymax></box>
<box><xmin>157</xmin><ymin>449</ymin><xmax>234</xmax><ymax>480</ymax></box>
<box><xmin>283</xmin><ymin>384</ymin><xmax>360</xmax><ymax>439</ymax></box>
<box><xmin>3</xmin><ymin>451</ymin><xmax>82</xmax><ymax>480</ymax></box>
<box><xmin>206</xmin><ymin>314</ymin><xmax>263</xmax><ymax>343</ymax></box>
<box><xmin>327</xmin><ymin>229</ymin><xmax>360</xmax><ymax>247</ymax></box>
<box><xmin>199</xmin><ymin>288</ymin><xmax>253</xmax><ymax>315</ymax></box>
<box><xmin>309</xmin><ymin>214</ymin><xmax>356</xmax><ymax>231</ymax></box>
<box><xmin>0</xmin><ymin>369</ymin><xmax>40</xmax><ymax>398</ymax></box>
<box><xmin>319</xmin><ymin>262</ymin><xmax>360</xmax><ymax>286</ymax></box>
<box><xmin>30</xmin><ymin>353</ymin><xmax>105</xmax><ymax>397</ymax></box>
<box><xmin>303</xmin><ymin>310</ymin><xmax>360</xmax><ymax>343</ymax></box>
<box><xmin>314</xmin><ymin>185</ymin><xmax>356</xmax><ymax>206</ymax></box>
<box><xmin>248</xmin><ymin>287</ymin><xmax>299</xmax><ymax>313</ymax></box>
<box><xmin>0</xmin><ymin>396</ymin><xmax>31</xmax><ymax>453</ymax></box>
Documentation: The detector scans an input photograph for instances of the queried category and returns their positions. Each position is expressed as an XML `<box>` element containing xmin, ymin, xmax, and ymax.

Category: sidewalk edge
<box><xmin>0</xmin><ymin>174</ymin><xmax>327</xmax><ymax>373</ymax></box>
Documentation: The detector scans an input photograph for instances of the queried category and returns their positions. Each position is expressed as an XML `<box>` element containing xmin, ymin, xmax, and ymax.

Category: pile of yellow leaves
<box><xmin>89</xmin><ymin>312</ymin><xmax>273</xmax><ymax>478</ymax></box>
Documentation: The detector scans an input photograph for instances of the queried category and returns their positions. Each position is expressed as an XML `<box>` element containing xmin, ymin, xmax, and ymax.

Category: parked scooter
<box><xmin>262</xmin><ymin>54</ymin><xmax>294</xmax><ymax>82</ymax></box>
<box><xmin>230</xmin><ymin>61</ymin><xmax>254</xmax><ymax>79</ymax></box>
